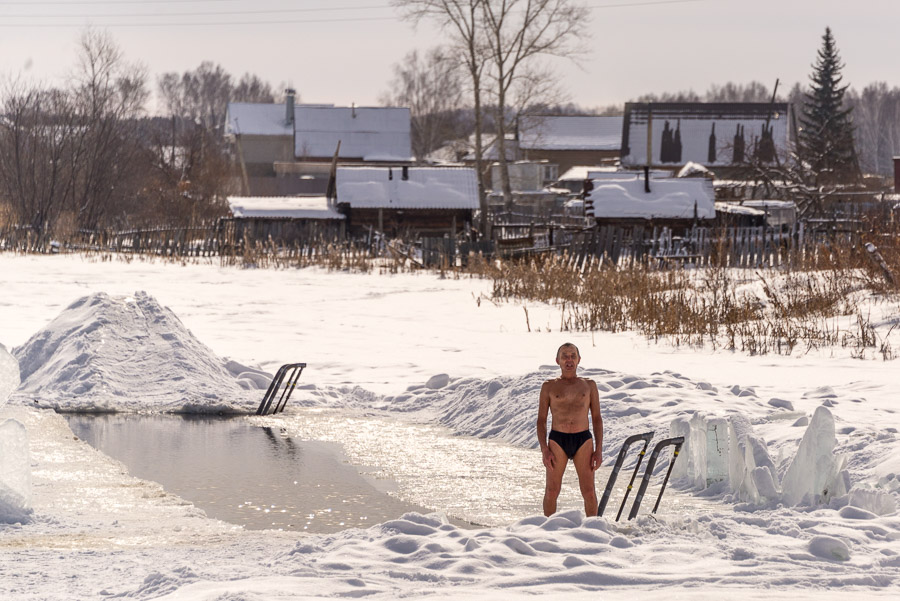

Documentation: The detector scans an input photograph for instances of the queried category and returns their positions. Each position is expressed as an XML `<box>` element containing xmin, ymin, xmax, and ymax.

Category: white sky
<box><xmin>1</xmin><ymin>0</ymin><xmax>899</xmax><ymax>112</ymax></box>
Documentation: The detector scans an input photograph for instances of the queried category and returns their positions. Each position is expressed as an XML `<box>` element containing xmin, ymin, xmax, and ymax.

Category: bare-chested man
<box><xmin>536</xmin><ymin>343</ymin><xmax>603</xmax><ymax>517</ymax></box>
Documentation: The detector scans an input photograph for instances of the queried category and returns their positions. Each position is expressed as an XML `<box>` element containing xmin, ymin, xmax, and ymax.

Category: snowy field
<box><xmin>1</xmin><ymin>253</ymin><xmax>899</xmax><ymax>600</ymax></box>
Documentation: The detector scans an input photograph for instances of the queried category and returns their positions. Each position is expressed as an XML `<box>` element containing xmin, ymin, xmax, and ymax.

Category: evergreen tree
<box><xmin>798</xmin><ymin>27</ymin><xmax>859</xmax><ymax>183</ymax></box>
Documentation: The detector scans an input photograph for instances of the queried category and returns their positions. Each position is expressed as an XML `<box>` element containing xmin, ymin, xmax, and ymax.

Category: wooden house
<box><xmin>224</xmin><ymin>90</ymin><xmax>412</xmax><ymax>196</ymax></box>
<box><xmin>224</xmin><ymin>196</ymin><xmax>345</xmax><ymax>243</ymax></box>
<box><xmin>335</xmin><ymin>166</ymin><xmax>479</xmax><ymax>237</ymax></box>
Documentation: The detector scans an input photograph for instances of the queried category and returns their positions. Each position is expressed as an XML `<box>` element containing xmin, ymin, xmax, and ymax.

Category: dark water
<box><xmin>65</xmin><ymin>414</ymin><xmax>436</xmax><ymax>533</ymax></box>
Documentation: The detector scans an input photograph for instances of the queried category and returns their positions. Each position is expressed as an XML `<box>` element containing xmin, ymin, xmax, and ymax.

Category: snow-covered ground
<box><xmin>1</xmin><ymin>253</ymin><xmax>898</xmax><ymax>600</ymax></box>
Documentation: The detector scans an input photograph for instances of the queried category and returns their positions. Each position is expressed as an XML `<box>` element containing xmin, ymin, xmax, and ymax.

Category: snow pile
<box><xmin>782</xmin><ymin>406</ymin><xmax>849</xmax><ymax>505</ymax></box>
<box><xmin>11</xmin><ymin>291</ymin><xmax>267</xmax><ymax>413</ymax></box>
<box><xmin>0</xmin><ymin>419</ymin><xmax>31</xmax><ymax>523</ymax></box>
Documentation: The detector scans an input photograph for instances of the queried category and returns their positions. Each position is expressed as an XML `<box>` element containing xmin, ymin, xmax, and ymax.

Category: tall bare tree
<box><xmin>70</xmin><ymin>29</ymin><xmax>149</xmax><ymax>229</ymax></box>
<box><xmin>380</xmin><ymin>47</ymin><xmax>465</xmax><ymax>161</ymax></box>
<box><xmin>393</xmin><ymin>0</ymin><xmax>491</xmax><ymax>234</ymax></box>
<box><xmin>480</xmin><ymin>0</ymin><xmax>588</xmax><ymax>208</ymax></box>
<box><xmin>0</xmin><ymin>81</ymin><xmax>79</xmax><ymax>236</ymax></box>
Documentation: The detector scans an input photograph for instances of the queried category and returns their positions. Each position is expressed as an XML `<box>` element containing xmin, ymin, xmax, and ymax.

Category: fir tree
<box><xmin>798</xmin><ymin>27</ymin><xmax>859</xmax><ymax>183</ymax></box>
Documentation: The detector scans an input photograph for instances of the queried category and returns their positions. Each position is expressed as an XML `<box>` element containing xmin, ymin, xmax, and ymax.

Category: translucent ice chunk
<box><xmin>0</xmin><ymin>418</ymin><xmax>32</xmax><ymax>523</ymax></box>
<box><xmin>781</xmin><ymin>406</ymin><xmax>848</xmax><ymax>506</ymax></box>
<box><xmin>0</xmin><ymin>343</ymin><xmax>20</xmax><ymax>405</ymax></box>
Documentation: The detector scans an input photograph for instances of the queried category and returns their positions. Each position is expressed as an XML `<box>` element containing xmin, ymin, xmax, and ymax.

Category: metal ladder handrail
<box><xmin>627</xmin><ymin>436</ymin><xmax>685</xmax><ymax>520</ymax></box>
<box><xmin>597</xmin><ymin>431</ymin><xmax>654</xmax><ymax>517</ymax></box>
<box><xmin>256</xmin><ymin>363</ymin><xmax>307</xmax><ymax>416</ymax></box>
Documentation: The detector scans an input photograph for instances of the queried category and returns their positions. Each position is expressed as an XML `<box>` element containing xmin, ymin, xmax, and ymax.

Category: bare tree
<box><xmin>232</xmin><ymin>73</ymin><xmax>275</xmax><ymax>104</ymax></box>
<box><xmin>0</xmin><ymin>81</ymin><xmax>78</xmax><ymax>236</ymax></box>
<box><xmin>393</xmin><ymin>0</ymin><xmax>491</xmax><ymax>234</ymax></box>
<box><xmin>70</xmin><ymin>29</ymin><xmax>149</xmax><ymax>229</ymax></box>
<box><xmin>380</xmin><ymin>47</ymin><xmax>465</xmax><ymax>161</ymax></box>
<box><xmin>481</xmin><ymin>0</ymin><xmax>588</xmax><ymax>208</ymax></box>
<box><xmin>705</xmin><ymin>81</ymin><xmax>772</xmax><ymax>103</ymax></box>
<box><xmin>846</xmin><ymin>82</ymin><xmax>900</xmax><ymax>177</ymax></box>
<box><xmin>158</xmin><ymin>61</ymin><xmax>232</xmax><ymax>133</ymax></box>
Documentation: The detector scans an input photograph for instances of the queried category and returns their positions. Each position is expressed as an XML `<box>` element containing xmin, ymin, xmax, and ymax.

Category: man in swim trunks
<box><xmin>536</xmin><ymin>342</ymin><xmax>603</xmax><ymax>517</ymax></box>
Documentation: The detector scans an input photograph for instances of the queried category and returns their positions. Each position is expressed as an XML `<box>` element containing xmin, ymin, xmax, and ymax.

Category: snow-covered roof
<box><xmin>741</xmin><ymin>200</ymin><xmax>796</xmax><ymax>210</ymax></box>
<box><xmin>677</xmin><ymin>161</ymin><xmax>712</xmax><ymax>178</ymax></box>
<box><xmin>294</xmin><ymin>106</ymin><xmax>412</xmax><ymax>161</ymax></box>
<box><xmin>557</xmin><ymin>165</ymin><xmax>619</xmax><ymax>182</ymax></box>
<box><xmin>227</xmin><ymin>196</ymin><xmax>344</xmax><ymax>220</ymax></box>
<box><xmin>621</xmin><ymin>102</ymin><xmax>792</xmax><ymax>167</ymax></box>
<box><xmin>715</xmin><ymin>202</ymin><xmax>765</xmax><ymax>217</ymax></box>
<box><xmin>519</xmin><ymin>115</ymin><xmax>623</xmax><ymax>151</ymax></box>
<box><xmin>588</xmin><ymin>176</ymin><xmax>716</xmax><ymax>219</ymax></box>
<box><xmin>225</xmin><ymin>102</ymin><xmax>412</xmax><ymax>161</ymax></box>
<box><xmin>225</xmin><ymin>102</ymin><xmax>292</xmax><ymax>137</ymax></box>
<box><xmin>336</xmin><ymin>167</ymin><xmax>479</xmax><ymax>210</ymax></box>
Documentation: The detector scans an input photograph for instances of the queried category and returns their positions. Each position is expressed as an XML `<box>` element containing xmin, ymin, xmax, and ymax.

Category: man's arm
<box><xmin>589</xmin><ymin>380</ymin><xmax>603</xmax><ymax>471</ymax></box>
<box><xmin>537</xmin><ymin>381</ymin><xmax>554</xmax><ymax>469</ymax></box>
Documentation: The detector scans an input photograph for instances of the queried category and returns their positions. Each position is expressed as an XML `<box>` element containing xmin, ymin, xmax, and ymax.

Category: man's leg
<box><xmin>543</xmin><ymin>441</ymin><xmax>567</xmax><ymax>516</ymax></box>
<box><xmin>573</xmin><ymin>440</ymin><xmax>598</xmax><ymax>517</ymax></box>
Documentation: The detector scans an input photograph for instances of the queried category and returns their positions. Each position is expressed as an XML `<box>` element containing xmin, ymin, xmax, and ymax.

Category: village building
<box><xmin>586</xmin><ymin>174</ymin><xmax>716</xmax><ymax>228</ymax></box>
<box><xmin>334</xmin><ymin>166</ymin><xmax>479</xmax><ymax>237</ymax></box>
<box><xmin>222</xmin><ymin>196</ymin><xmax>345</xmax><ymax>244</ymax></box>
<box><xmin>224</xmin><ymin>90</ymin><xmax>412</xmax><ymax>197</ymax></box>
<box><xmin>620</xmin><ymin>102</ymin><xmax>793</xmax><ymax>179</ymax></box>
<box><xmin>517</xmin><ymin>114</ymin><xmax>623</xmax><ymax>182</ymax></box>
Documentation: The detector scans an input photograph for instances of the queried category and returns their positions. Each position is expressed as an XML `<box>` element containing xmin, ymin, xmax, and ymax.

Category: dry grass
<box><xmin>479</xmin><ymin>235</ymin><xmax>900</xmax><ymax>359</ymax></box>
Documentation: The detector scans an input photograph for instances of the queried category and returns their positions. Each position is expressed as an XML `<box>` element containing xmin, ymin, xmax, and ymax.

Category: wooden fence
<box><xmin>562</xmin><ymin>222</ymin><xmax>857</xmax><ymax>270</ymax></box>
<box><xmin>0</xmin><ymin>219</ymin><xmax>868</xmax><ymax>271</ymax></box>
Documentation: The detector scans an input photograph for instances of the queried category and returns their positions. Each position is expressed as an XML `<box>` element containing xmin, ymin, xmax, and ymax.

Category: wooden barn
<box><xmin>335</xmin><ymin>166</ymin><xmax>479</xmax><ymax>237</ymax></box>
<box><xmin>223</xmin><ymin>196</ymin><xmax>345</xmax><ymax>244</ymax></box>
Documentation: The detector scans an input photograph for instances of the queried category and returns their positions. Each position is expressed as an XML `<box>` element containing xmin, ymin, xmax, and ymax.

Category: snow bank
<box><xmin>0</xmin><ymin>418</ymin><xmax>31</xmax><ymax>523</ymax></box>
<box><xmin>11</xmin><ymin>292</ymin><xmax>266</xmax><ymax>413</ymax></box>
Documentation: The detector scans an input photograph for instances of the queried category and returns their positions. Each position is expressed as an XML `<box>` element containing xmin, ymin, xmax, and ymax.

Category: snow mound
<box><xmin>0</xmin><ymin>418</ymin><xmax>32</xmax><ymax>523</ymax></box>
<box><xmin>11</xmin><ymin>292</ymin><xmax>266</xmax><ymax>413</ymax></box>
<box><xmin>808</xmin><ymin>535</ymin><xmax>850</xmax><ymax>561</ymax></box>
<box><xmin>0</xmin><ymin>342</ymin><xmax>19</xmax><ymax>405</ymax></box>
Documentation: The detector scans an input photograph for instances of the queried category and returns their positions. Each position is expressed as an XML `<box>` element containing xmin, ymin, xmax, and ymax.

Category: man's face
<box><xmin>557</xmin><ymin>347</ymin><xmax>580</xmax><ymax>373</ymax></box>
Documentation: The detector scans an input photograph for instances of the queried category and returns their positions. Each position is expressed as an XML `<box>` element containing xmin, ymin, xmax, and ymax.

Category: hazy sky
<box><xmin>1</xmin><ymin>0</ymin><xmax>898</xmax><ymax>112</ymax></box>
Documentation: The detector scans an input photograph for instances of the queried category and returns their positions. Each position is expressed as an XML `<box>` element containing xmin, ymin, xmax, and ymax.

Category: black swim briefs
<box><xmin>548</xmin><ymin>429</ymin><xmax>592</xmax><ymax>460</ymax></box>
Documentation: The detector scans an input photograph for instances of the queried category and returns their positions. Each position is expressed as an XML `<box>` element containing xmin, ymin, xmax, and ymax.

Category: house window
<box><xmin>542</xmin><ymin>164</ymin><xmax>558</xmax><ymax>184</ymax></box>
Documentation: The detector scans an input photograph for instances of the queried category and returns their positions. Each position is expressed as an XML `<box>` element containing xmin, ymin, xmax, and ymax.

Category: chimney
<box><xmin>285</xmin><ymin>88</ymin><xmax>296</xmax><ymax>126</ymax></box>
<box><xmin>351</xmin><ymin>102</ymin><xmax>357</xmax><ymax>119</ymax></box>
<box><xmin>894</xmin><ymin>156</ymin><xmax>900</xmax><ymax>193</ymax></box>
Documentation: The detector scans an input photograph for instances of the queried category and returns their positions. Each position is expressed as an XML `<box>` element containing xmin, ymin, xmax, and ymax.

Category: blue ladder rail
<box><xmin>256</xmin><ymin>363</ymin><xmax>307</xmax><ymax>416</ymax></box>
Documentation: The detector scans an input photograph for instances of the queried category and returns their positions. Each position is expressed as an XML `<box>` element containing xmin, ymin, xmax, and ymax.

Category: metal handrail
<box><xmin>256</xmin><ymin>363</ymin><xmax>307</xmax><ymax>415</ymax></box>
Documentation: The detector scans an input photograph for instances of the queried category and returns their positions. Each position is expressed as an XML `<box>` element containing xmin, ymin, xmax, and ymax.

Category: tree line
<box><xmin>0</xmin><ymin>30</ymin><xmax>275</xmax><ymax>239</ymax></box>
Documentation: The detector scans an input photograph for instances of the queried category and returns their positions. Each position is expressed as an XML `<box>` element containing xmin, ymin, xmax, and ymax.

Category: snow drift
<box><xmin>11</xmin><ymin>292</ymin><xmax>267</xmax><ymax>413</ymax></box>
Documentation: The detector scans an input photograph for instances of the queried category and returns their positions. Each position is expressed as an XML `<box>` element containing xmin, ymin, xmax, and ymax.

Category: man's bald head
<box><xmin>556</xmin><ymin>343</ymin><xmax>580</xmax><ymax>361</ymax></box>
